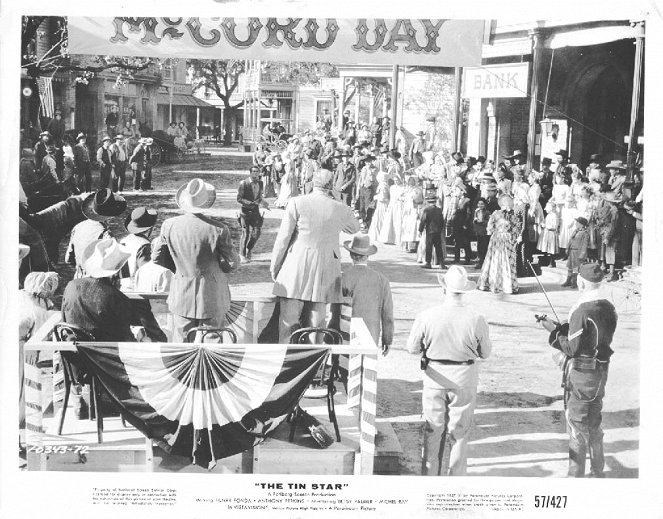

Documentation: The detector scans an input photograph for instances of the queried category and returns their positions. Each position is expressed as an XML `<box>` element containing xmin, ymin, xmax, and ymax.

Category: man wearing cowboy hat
<box><xmin>341</xmin><ymin>233</ymin><xmax>393</xmax><ymax>354</ymax></box>
<box><xmin>143</xmin><ymin>137</ymin><xmax>155</xmax><ymax>190</ymax></box>
<box><xmin>34</xmin><ymin>130</ymin><xmax>52</xmax><ymax>173</ymax></box>
<box><xmin>271</xmin><ymin>168</ymin><xmax>360</xmax><ymax>343</ymax></box>
<box><xmin>96</xmin><ymin>135</ymin><xmax>115</xmax><ymax>190</ymax></box>
<box><xmin>538</xmin><ymin>263</ymin><xmax>617</xmax><ymax>477</ymax></box>
<box><xmin>407</xmin><ymin>266</ymin><xmax>492</xmax><ymax>476</ymax></box>
<box><xmin>62</xmin><ymin>237</ymin><xmax>167</xmax><ymax>343</ymax></box>
<box><xmin>237</xmin><ymin>165</ymin><xmax>269</xmax><ymax>263</ymax></box>
<box><xmin>73</xmin><ymin>133</ymin><xmax>92</xmax><ymax>192</ymax></box>
<box><xmin>129</xmin><ymin>138</ymin><xmax>147</xmax><ymax>191</ymax></box>
<box><xmin>153</xmin><ymin>179</ymin><xmax>238</xmax><ymax>342</ymax></box>
<box><xmin>110</xmin><ymin>134</ymin><xmax>128</xmax><ymax>193</ymax></box>
<box><xmin>419</xmin><ymin>195</ymin><xmax>446</xmax><ymax>270</ymax></box>
<box><xmin>333</xmin><ymin>148</ymin><xmax>356</xmax><ymax>206</ymax></box>
<box><xmin>120</xmin><ymin>207</ymin><xmax>158</xmax><ymax>284</ymax></box>
<box><xmin>65</xmin><ymin>189</ymin><xmax>127</xmax><ymax>278</ymax></box>
<box><xmin>409</xmin><ymin>131</ymin><xmax>427</xmax><ymax>169</ymax></box>
<box><xmin>505</xmin><ymin>149</ymin><xmax>526</xmax><ymax>179</ymax></box>
<box><xmin>606</xmin><ymin>159</ymin><xmax>627</xmax><ymax>202</ymax></box>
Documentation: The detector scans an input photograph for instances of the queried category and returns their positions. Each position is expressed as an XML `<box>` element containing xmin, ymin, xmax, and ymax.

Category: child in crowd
<box><xmin>562</xmin><ymin>216</ymin><xmax>590</xmax><ymax>288</ymax></box>
<box><xmin>538</xmin><ymin>201</ymin><xmax>559</xmax><ymax>266</ymax></box>
<box><xmin>473</xmin><ymin>198</ymin><xmax>491</xmax><ymax>269</ymax></box>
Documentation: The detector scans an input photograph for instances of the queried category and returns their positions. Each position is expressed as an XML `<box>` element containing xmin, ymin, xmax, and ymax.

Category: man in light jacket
<box><xmin>153</xmin><ymin>179</ymin><xmax>238</xmax><ymax>342</ymax></box>
<box><xmin>270</xmin><ymin>168</ymin><xmax>360</xmax><ymax>343</ymax></box>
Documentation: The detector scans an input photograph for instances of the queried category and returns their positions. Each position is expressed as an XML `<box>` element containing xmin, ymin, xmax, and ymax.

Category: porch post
<box><xmin>626</xmin><ymin>21</ymin><xmax>645</xmax><ymax>183</ymax></box>
<box><xmin>527</xmin><ymin>28</ymin><xmax>544</xmax><ymax>170</ymax></box>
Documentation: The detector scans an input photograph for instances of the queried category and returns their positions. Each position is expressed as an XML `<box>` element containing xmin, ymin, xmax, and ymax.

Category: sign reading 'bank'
<box><xmin>462</xmin><ymin>63</ymin><xmax>530</xmax><ymax>98</ymax></box>
<box><xmin>67</xmin><ymin>17</ymin><xmax>485</xmax><ymax>66</ymax></box>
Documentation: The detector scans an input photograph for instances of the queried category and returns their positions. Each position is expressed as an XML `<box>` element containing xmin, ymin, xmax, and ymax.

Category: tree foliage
<box><xmin>21</xmin><ymin>16</ymin><xmax>154</xmax><ymax>81</ymax></box>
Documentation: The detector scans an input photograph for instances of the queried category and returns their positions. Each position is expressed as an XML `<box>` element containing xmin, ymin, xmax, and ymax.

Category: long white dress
<box><xmin>400</xmin><ymin>186</ymin><xmax>424</xmax><ymax>243</ymax></box>
<box><xmin>379</xmin><ymin>184</ymin><xmax>405</xmax><ymax>245</ymax></box>
<box><xmin>275</xmin><ymin>162</ymin><xmax>299</xmax><ymax>208</ymax></box>
<box><xmin>368</xmin><ymin>181</ymin><xmax>390</xmax><ymax>242</ymax></box>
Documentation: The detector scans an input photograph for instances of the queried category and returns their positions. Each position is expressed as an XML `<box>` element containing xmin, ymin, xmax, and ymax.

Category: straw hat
<box><xmin>82</xmin><ymin>238</ymin><xmax>131</xmax><ymax>279</ymax></box>
<box><xmin>343</xmin><ymin>233</ymin><xmax>378</xmax><ymax>256</ymax></box>
<box><xmin>176</xmin><ymin>179</ymin><xmax>216</xmax><ymax>213</ymax></box>
<box><xmin>437</xmin><ymin>266</ymin><xmax>476</xmax><ymax>293</ymax></box>
<box><xmin>606</xmin><ymin>160</ymin><xmax>625</xmax><ymax>170</ymax></box>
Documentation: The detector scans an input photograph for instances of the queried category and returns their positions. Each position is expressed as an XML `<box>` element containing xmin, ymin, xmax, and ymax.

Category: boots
<box><xmin>570</xmin><ymin>273</ymin><xmax>578</xmax><ymax>288</ymax></box>
<box><xmin>561</xmin><ymin>272</ymin><xmax>573</xmax><ymax>287</ymax></box>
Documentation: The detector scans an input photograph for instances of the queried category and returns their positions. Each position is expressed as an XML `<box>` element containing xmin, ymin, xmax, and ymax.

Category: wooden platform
<box><xmin>28</xmin><ymin>390</ymin><xmax>402</xmax><ymax>474</ymax></box>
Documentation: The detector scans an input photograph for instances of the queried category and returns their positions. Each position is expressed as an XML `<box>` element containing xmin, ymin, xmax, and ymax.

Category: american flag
<box><xmin>373</xmin><ymin>86</ymin><xmax>385</xmax><ymax>114</ymax></box>
<box><xmin>36</xmin><ymin>76</ymin><xmax>54</xmax><ymax>118</ymax></box>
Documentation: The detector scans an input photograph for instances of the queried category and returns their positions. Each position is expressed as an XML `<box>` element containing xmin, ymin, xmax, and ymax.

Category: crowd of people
<box><xmin>18</xmin><ymin>115</ymin><xmax>640</xmax><ymax>478</ymax></box>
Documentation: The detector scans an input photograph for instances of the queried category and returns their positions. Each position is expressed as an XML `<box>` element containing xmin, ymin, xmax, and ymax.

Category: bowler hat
<box><xmin>125</xmin><ymin>207</ymin><xmax>158</xmax><ymax>234</ymax></box>
<box><xmin>578</xmin><ymin>263</ymin><xmax>604</xmax><ymax>284</ymax></box>
<box><xmin>437</xmin><ymin>266</ymin><xmax>476</xmax><ymax>293</ymax></box>
<box><xmin>82</xmin><ymin>238</ymin><xmax>130</xmax><ymax>279</ymax></box>
<box><xmin>176</xmin><ymin>179</ymin><xmax>216</xmax><ymax>213</ymax></box>
<box><xmin>343</xmin><ymin>233</ymin><xmax>378</xmax><ymax>256</ymax></box>
<box><xmin>82</xmin><ymin>189</ymin><xmax>127</xmax><ymax>221</ymax></box>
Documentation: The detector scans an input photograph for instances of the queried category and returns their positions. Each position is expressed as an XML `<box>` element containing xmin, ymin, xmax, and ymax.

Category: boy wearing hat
<box><xmin>97</xmin><ymin>136</ymin><xmax>115</xmax><ymax>190</ymax></box>
<box><xmin>341</xmin><ymin>234</ymin><xmax>393</xmax><ymax>354</ymax></box>
<box><xmin>407</xmin><ymin>266</ymin><xmax>492</xmax><ymax>476</ymax></box>
<box><xmin>65</xmin><ymin>189</ymin><xmax>126</xmax><ymax>277</ymax></box>
<box><xmin>73</xmin><ymin>133</ymin><xmax>92</xmax><ymax>192</ymax></box>
<box><xmin>562</xmin><ymin>217</ymin><xmax>590</xmax><ymax>288</ymax></box>
<box><xmin>539</xmin><ymin>263</ymin><xmax>617</xmax><ymax>477</ymax></box>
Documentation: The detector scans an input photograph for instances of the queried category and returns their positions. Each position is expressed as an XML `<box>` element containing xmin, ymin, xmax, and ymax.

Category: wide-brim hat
<box><xmin>498</xmin><ymin>193</ymin><xmax>514</xmax><ymax>209</ymax></box>
<box><xmin>541</xmin><ymin>157</ymin><xmax>553</xmax><ymax>166</ymax></box>
<box><xmin>343</xmin><ymin>233</ymin><xmax>378</xmax><ymax>256</ymax></box>
<box><xmin>606</xmin><ymin>160</ymin><xmax>625</xmax><ymax>170</ymax></box>
<box><xmin>76</xmin><ymin>132</ymin><xmax>86</xmax><ymax>141</ymax></box>
<box><xmin>114</xmin><ymin>135</ymin><xmax>124</xmax><ymax>140</ymax></box>
<box><xmin>506</xmin><ymin>149</ymin><xmax>524</xmax><ymax>159</ymax></box>
<box><xmin>39</xmin><ymin>131</ymin><xmax>51</xmax><ymax>138</ymax></box>
<box><xmin>575</xmin><ymin>216</ymin><xmax>589</xmax><ymax>227</ymax></box>
<box><xmin>416</xmin><ymin>131</ymin><xmax>426</xmax><ymax>136</ymax></box>
<box><xmin>82</xmin><ymin>189</ymin><xmax>127</xmax><ymax>221</ymax></box>
<box><xmin>451</xmin><ymin>151</ymin><xmax>464</xmax><ymax>162</ymax></box>
<box><xmin>125</xmin><ymin>207</ymin><xmax>158</xmax><ymax>234</ymax></box>
<box><xmin>437</xmin><ymin>266</ymin><xmax>476</xmax><ymax>293</ymax></box>
<box><xmin>363</xmin><ymin>154</ymin><xmax>376</xmax><ymax>162</ymax></box>
<box><xmin>578</xmin><ymin>263</ymin><xmax>604</xmax><ymax>284</ymax></box>
<box><xmin>101</xmin><ymin>135</ymin><xmax>111</xmax><ymax>142</ymax></box>
<box><xmin>176</xmin><ymin>178</ymin><xmax>216</xmax><ymax>213</ymax></box>
<box><xmin>82</xmin><ymin>238</ymin><xmax>131</xmax><ymax>279</ymax></box>
<box><xmin>555</xmin><ymin>149</ymin><xmax>569</xmax><ymax>159</ymax></box>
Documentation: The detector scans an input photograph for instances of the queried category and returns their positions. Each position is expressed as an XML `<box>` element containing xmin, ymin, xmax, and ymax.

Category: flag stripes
<box><xmin>36</xmin><ymin>76</ymin><xmax>55</xmax><ymax>118</ymax></box>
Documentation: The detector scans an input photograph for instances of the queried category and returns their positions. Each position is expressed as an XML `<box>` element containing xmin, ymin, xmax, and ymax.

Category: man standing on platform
<box><xmin>111</xmin><ymin>135</ymin><xmax>128</xmax><ymax>193</ymax></box>
<box><xmin>96</xmin><ymin>136</ymin><xmax>114</xmax><ymax>189</ymax></box>
<box><xmin>237</xmin><ymin>165</ymin><xmax>269</xmax><ymax>263</ymax></box>
<box><xmin>153</xmin><ymin>179</ymin><xmax>238</xmax><ymax>342</ymax></box>
<box><xmin>271</xmin><ymin>168</ymin><xmax>360</xmax><ymax>343</ymax></box>
<box><xmin>129</xmin><ymin>138</ymin><xmax>146</xmax><ymax>191</ymax></box>
<box><xmin>407</xmin><ymin>266</ymin><xmax>492</xmax><ymax>476</ymax></box>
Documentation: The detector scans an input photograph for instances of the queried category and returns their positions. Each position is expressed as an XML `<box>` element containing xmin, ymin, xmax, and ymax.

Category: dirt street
<box><xmin>53</xmin><ymin>152</ymin><xmax>640</xmax><ymax>477</ymax></box>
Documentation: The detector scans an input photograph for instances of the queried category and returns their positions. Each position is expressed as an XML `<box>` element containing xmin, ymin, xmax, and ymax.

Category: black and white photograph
<box><xmin>2</xmin><ymin>1</ymin><xmax>663</xmax><ymax>517</ymax></box>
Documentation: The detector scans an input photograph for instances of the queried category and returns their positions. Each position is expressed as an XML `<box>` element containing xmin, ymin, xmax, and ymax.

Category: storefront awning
<box><xmin>156</xmin><ymin>93</ymin><xmax>214</xmax><ymax>108</ymax></box>
<box><xmin>545</xmin><ymin>24</ymin><xmax>643</xmax><ymax>49</ymax></box>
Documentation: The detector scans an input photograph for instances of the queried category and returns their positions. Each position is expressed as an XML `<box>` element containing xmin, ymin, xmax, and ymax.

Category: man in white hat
<box><xmin>129</xmin><ymin>138</ymin><xmax>147</xmax><ymax>191</ymax></box>
<box><xmin>341</xmin><ymin>233</ymin><xmax>393</xmax><ymax>354</ymax></box>
<box><xmin>152</xmin><ymin>178</ymin><xmax>238</xmax><ymax>341</ymax></box>
<box><xmin>73</xmin><ymin>133</ymin><xmax>92</xmax><ymax>192</ymax></box>
<box><xmin>407</xmin><ymin>266</ymin><xmax>492</xmax><ymax>476</ymax></box>
<box><xmin>271</xmin><ymin>168</ymin><xmax>360</xmax><ymax>343</ymax></box>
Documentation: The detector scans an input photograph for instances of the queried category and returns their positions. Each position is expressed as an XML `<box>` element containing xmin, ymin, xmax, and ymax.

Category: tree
<box><xmin>188</xmin><ymin>59</ymin><xmax>246</xmax><ymax>146</ymax></box>
<box><xmin>22</xmin><ymin>16</ymin><xmax>154</xmax><ymax>81</ymax></box>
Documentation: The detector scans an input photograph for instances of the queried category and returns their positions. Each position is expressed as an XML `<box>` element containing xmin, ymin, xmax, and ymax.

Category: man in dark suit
<box><xmin>96</xmin><ymin>136</ymin><xmax>114</xmax><ymax>189</ymax></box>
<box><xmin>237</xmin><ymin>165</ymin><xmax>269</xmax><ymax>263</ymax></box>
<box><xmin>419</xmin><ymin>196</ymin><xmax>446</xmax><ymax>269</ymax></box>
<box><xmin>73</xmin><ymin>133</ymin><xmax>92</xmax><ymax>192</ymax></box>
<box><xmin>129</xmin><ymin>139</ymin><xmax>146</xmax><ymax>191</ymax></box>
<box><xmin>333</xmin><ymin>149</ymin><xmax>356</xmax><ymax>206</ymax></box>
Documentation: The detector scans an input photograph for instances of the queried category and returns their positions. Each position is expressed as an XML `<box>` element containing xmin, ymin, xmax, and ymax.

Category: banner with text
<box><xmin>462</xmin><ymin>62</ymin><xmax>530</xmax><ymax>98</ymax></box>
<box><xmin>67</xmin><ymin>17</ymin><xmax>485</xmax><ymax>66</ymax></box>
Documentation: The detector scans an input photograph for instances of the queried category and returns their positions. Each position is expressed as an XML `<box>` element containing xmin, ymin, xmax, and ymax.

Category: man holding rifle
<box><xmin>537</xmin><ymin>263</ymin><xmax>618</xmax><ymax>478</ymax></box>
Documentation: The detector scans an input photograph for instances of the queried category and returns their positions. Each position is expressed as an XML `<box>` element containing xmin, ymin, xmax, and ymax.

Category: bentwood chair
<box><xmin>185</xmin><ymin>326</ymin><xmax>238</xmax><ymax>344</ymax></box>
<box><xmin>52</xmin><ymin>323</ymin><xmax>106</xmax><ymax>443</ymax></box>
<box><xmin>287</xmin><ymin>327</ymin><xmax>344</xmax><ymax>443</ymax></box>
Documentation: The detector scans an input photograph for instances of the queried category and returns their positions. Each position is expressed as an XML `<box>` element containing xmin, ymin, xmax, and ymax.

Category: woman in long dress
<box><xmin>478</xmin><ymin>194</ymin><xmax>523</xmax><ymax>294</ymax></box>
<box><xmin>400</xmin><ymin>176</ymin><xmax>424</xmax><ymax>252</ymax></box>
<box><xmin>274</xmin><ymin>153</ymin><xmax>299</xmax><ymax>208</ymax></box>
<box><xmin>379</xmin><ymin>175</ymin><xmax>405</xmax><ymax>245</ymax></box>
<box><xmin>368</xmin><ymin>171</ymin><xmax>390</xmax><ymax>242</ymax></box>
